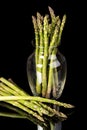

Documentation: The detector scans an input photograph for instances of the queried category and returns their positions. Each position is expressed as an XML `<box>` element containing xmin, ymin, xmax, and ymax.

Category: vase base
<box><xmin>37</xmin><ymin>122</ymin><xmax>62</xmax><ymax>130</ymax></box>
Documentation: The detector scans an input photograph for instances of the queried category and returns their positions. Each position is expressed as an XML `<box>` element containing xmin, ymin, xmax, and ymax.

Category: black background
<box><xmin>0</xmin><ymin>0</ymin><xmax>84</xmax><ymax>130</ymax></box>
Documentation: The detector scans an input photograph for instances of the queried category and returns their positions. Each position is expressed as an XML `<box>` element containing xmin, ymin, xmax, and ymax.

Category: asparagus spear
<box><xmin>48</xmin><ymin>6</ymin><xmax>56</xmax><ymax>23</ymax></box>
<box><xmin>46</xmin><ymin>20</ymin><xmax>61</xmax><ymax>98</ymax></box>
<box><xmin>38</xmin><ymin>102</ymin><xmax>67</xmax><ymax>120</ymax></box>
<box><xmin>0</xmin><ymin>95</ymin><xmax>74</xmax><ymax>108</ymax></box>
<box><xmin>36</xmin><ymin>12</ymin><xmax>44</xmax><ymax>95</ymax></box>
<box><xmin>48</xmin><ymin>6</ymin><xmax>59</xmax><ymax>39</ymax></box>
<box><xmin>32</xmin><ymin>16</ymin><xmax>39</xmax><ymax>65</ymax></box>
<box><xmin>42</xmin><ymin>15</ymin><xmax>49</xmax><ymax>97</ymax></box>
<box><xmin>57</xmin><ymin>14</ymin><xmax>66</xmax><ymax>46</ymax></box>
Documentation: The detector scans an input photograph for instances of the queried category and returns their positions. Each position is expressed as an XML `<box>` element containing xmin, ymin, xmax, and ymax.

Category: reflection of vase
<box><xmin>27</xmin><ymin>47</ymin><xmax>67</xmax><ymax>130</ymax></box>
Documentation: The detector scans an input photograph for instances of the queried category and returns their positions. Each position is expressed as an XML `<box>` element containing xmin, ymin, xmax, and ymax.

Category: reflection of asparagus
<box><xmin>0</xmin><ymin>102</ymin><xmax>30</xmax><ymax>119</ymax></box>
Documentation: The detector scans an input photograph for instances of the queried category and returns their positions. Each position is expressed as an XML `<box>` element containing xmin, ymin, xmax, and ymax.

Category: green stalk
<box><xmin>50</xmin><ymin>122</ymin><xmax>55</xmax><ymax>130</ymax></box>
<box><xmin>32</xmin><ymin>16</ymin><xmax>39</xmax><ymax>95</ymax></box>
<box><xmin>52</xmin><ymin>67</ymin><xmax>59</xmax><ymax>98</ymax></box>
<box><xmin>0</xmin><ymin>77</ymin><xmax>28</xmax><ymax>95</ymax></box>
<box><xmin>31</xmin><ymin>101</ymin><xmax>50</xmax><ymax>116</ymax></box>
<box><xmin>0</xmin><ymin>95</ymin><xmax>74</xmax><ymax>108</ymax></box>
<box><xmin>48</xmin><ymin>15</ymin><xmax>66</xmax><ymax>98</ymax></box>
<box><xmin>42</xmin><ymin>15</ymin><xmax>49</xmax><ymax>97</ymax></box>
<box><xmin>49</xmin><ymin>20</ymin><xmax>61</xmax><ymax>51</ymax></box>
<box><xmin>46</xmin><ymin>20</ymin><xmax>60</xmax><ymax>98</ymax></box>
<box><xmin>48</xmin><ymin>6</ymin><xmax>59</xmax><ymax>39</ymax></box>
<box><xmin>38</xmin><ymin>102</ymin><xmax>67</xmax><ymax>120</ymax></box>
<box><xmin>52</xmin><ymin>15</ymin><xmax>66</xmax><ymax>98</ymax></box>
<box><xmin>52</xmin><ymin>69</ymin><xmax>57</xmax><ymax>98</ymax></box>
<box><xmin>32</xmin><ymin>16</ymin><xmax>39</xmax><ymax>65</ymax></box>
<box><xmin>36</xmin><ymin>12</ymin><xmax>44</xmax><ymax>94</ymax></box>
<box><xmin>57</xmin><ymin>14</ymin><xmax>66</xmax><ymax>46</ymax></box>
<box><xmin>48</xmin><ymin>6</ymin><xmax>55</xmax><ymax>23</ymax></box>
<box><xmin>46</xmin><ymin>49</ymin><xmax>57</xmax><ymax>98</ymax></box>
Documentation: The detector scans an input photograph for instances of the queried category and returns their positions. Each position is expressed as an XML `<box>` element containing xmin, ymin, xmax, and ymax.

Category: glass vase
<box><xmin>27</xmin><ymin>47</ymin><xmax>67</xmax><ymax>130</ymax></box>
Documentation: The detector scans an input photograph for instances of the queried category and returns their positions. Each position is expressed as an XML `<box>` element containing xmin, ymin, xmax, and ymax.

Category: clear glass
<box><xmin>27</xmin><ymin>49</ymin><xmax>67</xmax><ymax>99</ymax></box>
<box><xmin>27</xmin><ymin>47</ymin><xmax>67</xmax><ymax>130</ymax></box>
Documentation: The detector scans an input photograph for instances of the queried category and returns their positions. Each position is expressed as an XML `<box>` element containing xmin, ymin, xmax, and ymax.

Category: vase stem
<box><xmin>37</xmin><ymin>125</ymin><xmax>47</xmax><ymax>130</ymax></box>
<box><xmin>37</xmin><ymin>122</ymin><xmax>62</xmax><ymax>130</ymax></box>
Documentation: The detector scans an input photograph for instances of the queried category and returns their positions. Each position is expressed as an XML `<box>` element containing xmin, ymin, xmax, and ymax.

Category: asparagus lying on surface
<box><xmin>0</xmin><ymin>77</ymin><xmax>74</xmax><ymax>128</ymax></box>
<box><xmin>0</xmin><ymin>77</ymin><xmax>74</xmax><ymax>108</ymax></box>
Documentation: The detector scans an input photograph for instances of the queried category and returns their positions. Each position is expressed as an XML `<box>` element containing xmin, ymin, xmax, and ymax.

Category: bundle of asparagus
<box><xmin>32</xmin><ymin>6</ymin><xmax>66</xmax><ymax>98</ymax></box>
<box><xmin>0</xmin><ymin>77</ymin><xmax>74</xmax><ymax>129</ymax></box>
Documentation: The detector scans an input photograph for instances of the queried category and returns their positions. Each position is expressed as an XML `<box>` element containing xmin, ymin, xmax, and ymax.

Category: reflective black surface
<box><xmin>0</xmin><ymin>0</ymin><xmax>84</xmax><ymax>130</ymax></box>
